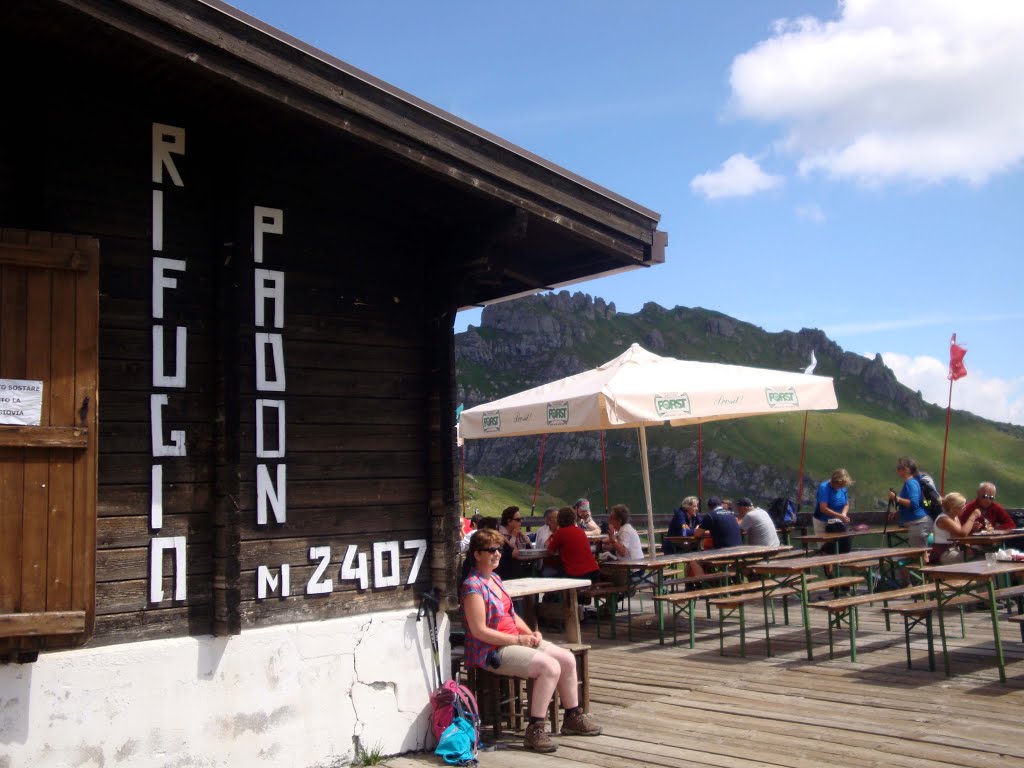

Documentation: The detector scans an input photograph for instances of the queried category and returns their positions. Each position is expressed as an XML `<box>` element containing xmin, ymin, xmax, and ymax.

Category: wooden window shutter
<box><xmin>0</xmin><ymin>230</ymin><xmax>99</xmax><ymax>660</ymax></box>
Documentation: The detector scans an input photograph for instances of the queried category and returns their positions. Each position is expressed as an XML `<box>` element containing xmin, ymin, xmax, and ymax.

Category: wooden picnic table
<box><xmin>952</xmin><ymin>528</ymin><xmax>1024</xmax><ymax>550</ymax></box>
<box><xmin>750</xmin><ymin>546</ymin><xmax>928</xmax><ymax>659</ymax></box>
<box><xmin>791</xmin><ymin>526</ymin><xmax>908</xmax><ymax>551</ymax></box>
<box><xmin>598</xmin><ymin>545</ymin><xmax>794</xmax><ymax>643</ymax></box>
<box><xmin>502</xmin><ymin>576</ymin><xmax>591</xmax><ymax>643</ymax></box>
<box><xmin>920</xmin><ymin>559</ymin><xmax>1024</xmax><ymax>682</ymax></box>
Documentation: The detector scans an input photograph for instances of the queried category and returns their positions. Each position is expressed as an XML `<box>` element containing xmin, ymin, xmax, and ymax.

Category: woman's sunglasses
<box><xmin>476</xmin><ymin>547</ymin><xmax>502</xmax><ymax>554</ymax></box>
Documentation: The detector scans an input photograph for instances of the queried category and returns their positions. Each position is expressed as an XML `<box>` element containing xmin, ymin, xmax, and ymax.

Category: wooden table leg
<box><xmin>562</xmin><ymin>589</ymin><xmax>581</xmax><ymax>643</ymax></box>
<box><xmin>986</xmin><ymin>579</ymin><xmax>1007</xmax><ymax>683</ymax></box>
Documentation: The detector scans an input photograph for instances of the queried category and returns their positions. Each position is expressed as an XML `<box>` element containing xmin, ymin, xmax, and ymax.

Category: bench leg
<box><xmin>738</xmin><ymin>604</ymin><xmax>746</xmax><ymax>658</ymax></box>
<box><xmin>826</xmin><ymin>612</ymin><xmax>834</xmax><ymax>659</ymax></box>
<box><xmin>901</xmin><ymin>616</ymin><xmax>913</xmax><ymax>669</ymax></box>
<box><xmin>688</xmin><ymin>598</ymin><xmax>697</xmax><ymax>649</ymax></box>
<box><xmin>925</xmin><ymin>613</ymin><xmax>935</xmax><ymax>672</ymax></box>
<box><xmin>848</xmin><ymin>607</ymin><xmax>858</xmax><ymax>663</ymax></box>
<box><xmin>761</xmin><ymin>585</ymin><xmax>773</xmax><ymax>658</ymax></box>
<box><xmin>718</xmin><ymin>608</ymin><xmax>725</xmax><ymax>656</ymax></box>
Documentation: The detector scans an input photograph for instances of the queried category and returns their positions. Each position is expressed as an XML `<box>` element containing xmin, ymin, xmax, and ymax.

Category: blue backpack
<box><xmin>767</xmin><ymin>497</ymin><xmax>798</xmax><ymax>528</ymax></box>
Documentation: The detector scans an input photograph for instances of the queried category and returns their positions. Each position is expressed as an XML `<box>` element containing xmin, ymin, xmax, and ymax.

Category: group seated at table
<box><xmin>461</xmin><ymin>528</ymin><xmax>602</xmax><ymax>752</ymax></box>
<box><xmin>687</xmin><ymin>497</ymin><xmax>743</xmax><ymax>578</ymax></box>
<box><xmin>545</xmin><ymin>507</ymin><xmax>603</xmax><ymax>583</ymax></box>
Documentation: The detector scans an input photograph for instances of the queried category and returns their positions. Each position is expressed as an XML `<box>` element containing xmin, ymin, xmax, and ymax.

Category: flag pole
<box><xmin>940</xmin><ymin>377</ymin><xmax>953</xmax><ymax>495</ymax></box>
<box><xmin>942</xmin><ymin>333</ymin><xmax>968</xmax><ymax>495</ymax></box>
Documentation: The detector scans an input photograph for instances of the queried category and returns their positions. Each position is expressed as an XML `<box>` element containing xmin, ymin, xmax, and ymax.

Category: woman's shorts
<box><xmin>904</xmin><ymin>517</ymin><xmax>933</xmax><ymax>548</ymax></box>
<box><xmin>492</xmin><ymin>640</ymin><xmax>552</xmax><ymax>678</ymax></box>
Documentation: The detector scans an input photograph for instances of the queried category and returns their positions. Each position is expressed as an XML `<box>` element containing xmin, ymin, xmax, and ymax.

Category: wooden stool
<box><xmin>466</xmin><ymin>644</ymin><xmax>590</xmax><ymax>736</ymax></box>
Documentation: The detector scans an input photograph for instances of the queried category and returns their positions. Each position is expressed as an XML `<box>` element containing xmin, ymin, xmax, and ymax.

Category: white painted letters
<box><xmin>255</xmin><ymin>399</ymin><xmax>286</xmax><ymax>459</ymax></box>
<box><xmin>152</xmin><ymin>123</ymin><xmax>185</xmax><ymax>186</ymax></box>
<box><xmin>254</xmin><ymin>333</ymin><xmax>285</xmax><ymax>391</ymax></box>
<box><xmin>257</xmin><ymin>564</ymin><xmax>291</xmax><ymax>598</ymax></box>
<box><xmin>150</xmin><ymin>464</ymin><xmax>163</xmax><ymax>530</ymax></box>
<box><xmin>253</xmin><ymin>206</ymin><xmax>283</xmax><ymax>264</ymax></box>
<box><xmin>152</xmin><ymin>257</ymin><xmax>186</xmax><ymax>320</ymax></box>
<box><xmin>254</xmin><ymin>269</ymin><xmax>285</xmax><ymax>328</ymax></box>
<box><xmin>306</xmin><ymin>547</ymin><xmax>333</xmax><ymax>595</ymax></box>
<box><xmin>150</xmin><ymin>394</ymin><xmax>186</xmax><ymax>457</ymax></box>
<box><xmin>148</xmin><ymin>122</ymin><xmax>189</xmax><ymax>604</ymax></box>
<box><xmin>341</xmin><ymin>545</ymin><xmax>369</xmax><ymax>590</ymax></box>
<box><xmin>149</xmin><ymin>536</ymin><xmax>187</xmax><ymax>603</ymax></box>
<box><xmin>152</xmin><ymin>325</ymin><xmax>187</xmax><ymax>388</ymax></box>
<box><xmin>256</xmin><ymin>463</ymin><xmax>287</xmax><ymax>525</ymax></box>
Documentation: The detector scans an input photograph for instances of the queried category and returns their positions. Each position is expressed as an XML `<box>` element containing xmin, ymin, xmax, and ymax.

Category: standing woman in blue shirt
<box><xmin>888</xmin><ymin>456</ymin><xmax>933</xmax><ymax>548</ymax></box>
<box><xmin>814</xmin><ymin>469</ymin><xmax>852</xmax><ymax>534</ymax></box>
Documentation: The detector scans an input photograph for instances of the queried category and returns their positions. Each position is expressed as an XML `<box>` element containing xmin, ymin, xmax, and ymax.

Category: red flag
<box><xmin>948</xmin><ymin>333</ymin><xmax>967</xmax><ymax>381</ymax></box>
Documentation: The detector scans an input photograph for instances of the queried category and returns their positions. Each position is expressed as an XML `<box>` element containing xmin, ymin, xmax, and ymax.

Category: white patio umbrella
<box><xmin>459</xmin><ymin>343</ymin><xmax>838</xmax><ymax>550</ymax></box>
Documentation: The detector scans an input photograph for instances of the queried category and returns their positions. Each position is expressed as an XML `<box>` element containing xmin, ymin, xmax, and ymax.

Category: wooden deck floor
<box><xmin>392</xmin><ymin>600</ymin><xmax>1024</xmax><ymax>768</ymax></box>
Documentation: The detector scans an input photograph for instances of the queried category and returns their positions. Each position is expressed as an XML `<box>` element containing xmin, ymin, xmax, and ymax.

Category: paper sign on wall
<box><xmin>0</xmin><ymin>379</ymin><xmax>44</xmax><ymax>426</ymax></box>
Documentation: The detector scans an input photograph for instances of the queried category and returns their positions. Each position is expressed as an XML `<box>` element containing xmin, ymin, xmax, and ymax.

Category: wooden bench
<box><xmin>807</xmin><ymin>584</ymin><xmax>935</xmax><ymax>661</ymax></box>
<box><xmin>579</xmin><ymin>583</ymin><xmax>642</xmax><ymax>641</ymax></box>
<box><xmin>653</xmin><ymin>580</ymin><xmax>766</xmax><ymax>648</ymax></box>
<box><xmin>708</xmin><ymin>576</ymin><xmax>863</xmax><ymax>657</ymax></box>
<box><xmin>466</xmin><ymin>642</ymin><xmax>590</xmax><ymax>737</ymax></box>
<box><xmin>883</xmin><ymin>584</ymin><xmax>1024</xmax><ymax>670</ymax></box>
<box><xmin>659</xmin><ymin>571</ymin><xmax>731</xmax><ymax>593</ymax></box>
<box><xmin>1010</xmin><ymin>615</ymin><xmax>1024</xmax><ymax>643</ymax></box>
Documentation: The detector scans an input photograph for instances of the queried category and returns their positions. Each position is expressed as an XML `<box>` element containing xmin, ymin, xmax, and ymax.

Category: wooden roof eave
<box><xmin>58</xmin><ymin>0</ymin><xmax>663</xmax><ymax>266</ymax></box>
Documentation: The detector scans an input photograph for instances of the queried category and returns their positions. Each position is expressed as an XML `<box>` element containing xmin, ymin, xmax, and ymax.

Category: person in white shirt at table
<box><xmin>534</xmin><ymin>507</ymin><xmax>559</xmax><ymax>550</ymax></box>
<box><xmin>604</xmin><ymin>504</ymin><xmax>644</xmax><ymax>560</ymax></box>
<box><xmin>735</xmin><ymin>498</ymin><xmax>780</xmax><ymax>547</ymax></box>
<box><xmin>600</xmin><ymin>504</ymin><xmax>646</xmax><ymax>588</ymax></box>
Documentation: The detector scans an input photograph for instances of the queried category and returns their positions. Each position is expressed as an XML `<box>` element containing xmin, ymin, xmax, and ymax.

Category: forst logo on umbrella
<box><xmin>655</xmin><ymin>393</ymin><xmax>690</xmax><ymax>418</ymax></box>
<box><xmin>765</xmin><ymin>387</ymin><xmax>799</xmax><ymax>408</ymax></box>
<box><xmin>482</xmin><ymin>411</ymin><xmax>501</xmax><ymax>432</ymax></box>
<box><xmin>547</xmin><ymin>401</ymin><xmax>569</xmax><ymax>426</ymax></box>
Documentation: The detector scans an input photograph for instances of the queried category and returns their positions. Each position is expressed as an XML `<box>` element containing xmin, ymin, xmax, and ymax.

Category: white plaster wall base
<box><xmin>0</xmin><ymin>609</ymin><xmax>449</xmax><ymax>768</ymax></box>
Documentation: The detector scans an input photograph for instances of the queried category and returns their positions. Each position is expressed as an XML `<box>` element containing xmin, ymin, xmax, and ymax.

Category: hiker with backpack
<box><xmin>887</xmin><ymin>457</ymin><xmax>933</xmax><ymax>549</ymax></box>
<box><xmin>461</xmin><ymin>528</ymin><xmax>602</xmax><ymax>753</ymax></box>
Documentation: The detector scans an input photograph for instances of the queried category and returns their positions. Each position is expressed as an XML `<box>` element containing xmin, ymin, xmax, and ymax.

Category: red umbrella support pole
<box><xmin>531</xmin><ymin>434</ymin><xmax>547</xmax><ymax>513</ymax></box>
<box><xmin>697</xmin><ymin>424</ymin><xmax>703</xmax><ymax>505</ymax></box>
<box><xmin>600</xmin><ymin>430</ymin><xmax>609</xmax><ymax>515</ymax></box>
<box><xmin>460</xmin><ymin>443</ymin><xmax>466</xmax><ymax>518</ymax></box>
<box><xmin>796</xmin><ymin>412</ymin><xmax>809</xmax><ymax>510</ymax></box>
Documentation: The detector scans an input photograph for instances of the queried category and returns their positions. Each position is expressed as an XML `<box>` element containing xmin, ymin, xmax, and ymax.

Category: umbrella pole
<box><xmin>697</xmin><ymin>424</ymin><xmax>703</xmax><ymax>506</ymax></box>
<box><xmin>638</xmin><ymin>425</ymin><xmax>656</xmax><ymax>554</ymax></box>
<box><xmin>531</xmin><ymin>434</ymin><xmax>547</xmax><ymax>513</ymax></box>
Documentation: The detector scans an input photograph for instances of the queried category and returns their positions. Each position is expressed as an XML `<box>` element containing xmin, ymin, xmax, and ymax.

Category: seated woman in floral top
<box><xmin>461</xmin><ymin>528</ymin><xmax>601</xmax><ymax>752</ymax></box>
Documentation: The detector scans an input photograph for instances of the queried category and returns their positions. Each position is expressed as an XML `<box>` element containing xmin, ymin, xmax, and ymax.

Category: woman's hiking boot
<box><xmin>524</xmin><ymin>721</ymin><xmax>557</xmax><ymax>752</ymax></box>
<box><xmin>561</xmin><ymin>709</ymin><xmax>602</xmax><ymax>736</ymax></box>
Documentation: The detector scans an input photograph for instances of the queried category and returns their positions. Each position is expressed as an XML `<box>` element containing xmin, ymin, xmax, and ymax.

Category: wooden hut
<box><xmin>0</xmin><ymin>0</ymin><xmax>664</xmax><ymax>764</ymax></box>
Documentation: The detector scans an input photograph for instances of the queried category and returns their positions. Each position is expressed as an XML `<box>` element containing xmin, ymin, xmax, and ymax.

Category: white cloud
<box><xmin>795</xmin><ymin>203</ymin><xmax>825</xmax><ymax>222</ymax></box>
<box><xmin>729</xmin><ymin>0</ymin><xmax>1024</xmax><ymax>185</ymax></box>
<box><xmin>690</xmin><ymin>153</ymin><xmax>784</xmax><ymax>199</ymax></box>
<box><xmin>880</xmin><ymin>351</ymin><xmax>1024</xmax><ymax>425</ymax></box>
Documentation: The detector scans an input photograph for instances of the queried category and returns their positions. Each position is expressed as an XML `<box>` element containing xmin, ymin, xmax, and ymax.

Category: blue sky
<box><xmin>230</xmin><ymin>0</ymin><xmax>1024</xmax><ymax>425</ymax></box>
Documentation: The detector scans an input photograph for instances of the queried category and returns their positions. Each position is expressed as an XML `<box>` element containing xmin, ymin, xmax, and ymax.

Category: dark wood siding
<box><xmin>1</xmin><ymin>29</ymin><xmax>440</xmax><ymax>646</ymax></box>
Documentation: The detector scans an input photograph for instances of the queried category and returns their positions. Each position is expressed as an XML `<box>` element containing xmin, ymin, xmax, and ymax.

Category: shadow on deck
<box><xmin>391</xmin><ymin>601</ymin><xmax>1024</xmax><ymax>767</ymax></box>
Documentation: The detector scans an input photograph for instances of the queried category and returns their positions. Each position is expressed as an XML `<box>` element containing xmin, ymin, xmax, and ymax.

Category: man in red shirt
<box><xmin>546</xmin><ymin>507</ymin><xmax>601</xmax><ymax>582</ymax></box>
<box><xmin>960</xmin><ymin>482</ymin><xmax>1015</xmax><ymax>531</ymax></box>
